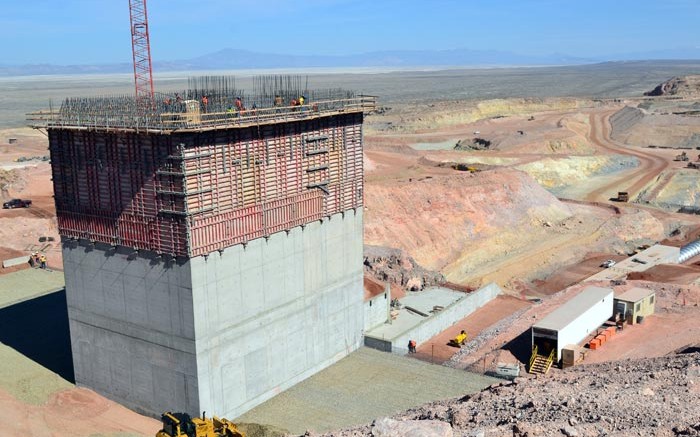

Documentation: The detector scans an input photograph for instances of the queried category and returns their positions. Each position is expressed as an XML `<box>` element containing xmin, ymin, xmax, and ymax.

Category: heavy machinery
<box><xmin>156</xmin><ymin>412</ymin><xmax>245</xmax><ymax>437</ymax></box>
<box><xmin>448</xmin><ymin>330</ymin><xmax>468</xmax><ymax>347</ymax></box>
<box><xmin>675</xmin><ymin>151</ymin><xmax>690</xmax><ymax>162</ymax></box>
<box><xmin>615</xmin><ymin>191</ymin><xmax>629</xmax><ymax>202</ymax></box>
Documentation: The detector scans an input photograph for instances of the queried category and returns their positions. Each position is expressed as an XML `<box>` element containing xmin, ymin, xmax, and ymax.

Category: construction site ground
<box><xmin>1</xmin><ymin>69</ymin><xmax>700</xmax><ymax>436</ymax></box>
<box><xmin>413</xmin><ymin>295</ymin><xmax>531</xmax><ymax>364</ymax></box>
<box><xmin>236</xmin><ymin>347</ymin><xmax>497</xmax><ymax>435</ymax></box>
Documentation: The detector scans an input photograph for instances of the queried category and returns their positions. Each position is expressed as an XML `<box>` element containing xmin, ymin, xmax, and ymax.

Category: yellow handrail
<box><xmin>545</xmin><ymin>348</ymin><xmax>556</xmax><ymax>374</ymax></box>
<box><xmin>529</xmin><ymin>345</ymin><xmax>538</xmax><ymax>369</ymax></box>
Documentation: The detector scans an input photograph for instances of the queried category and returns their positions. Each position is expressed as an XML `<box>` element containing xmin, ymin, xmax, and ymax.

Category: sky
<box><xmin>2</xmin><ymin>0</ymin><xmax>699</xmax><ymax>65</ymax></box>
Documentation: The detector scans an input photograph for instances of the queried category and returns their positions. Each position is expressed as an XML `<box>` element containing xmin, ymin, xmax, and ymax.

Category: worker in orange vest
<box><xmin>408</xmin><ymin>339</ymin><xmax>417</xmax><ymax>353</ymax></box>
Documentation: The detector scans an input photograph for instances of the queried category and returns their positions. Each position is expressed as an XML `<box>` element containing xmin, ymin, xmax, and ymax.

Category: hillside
<box><xmin>645</xmin><ymin>75</ymin><xmax>700</xmax><ymax>97</ymax></box>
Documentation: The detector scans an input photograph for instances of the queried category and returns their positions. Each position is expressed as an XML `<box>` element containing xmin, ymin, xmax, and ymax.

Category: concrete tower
<box><xmin>39</xmin><ymin>82</ymin><xmax>374</xmax><ymax>418</ymax></box>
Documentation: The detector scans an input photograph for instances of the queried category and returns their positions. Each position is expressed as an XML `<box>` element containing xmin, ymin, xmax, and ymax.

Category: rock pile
<box><xmin>305</xmin><ymin>353</ymin><xmax>700</xmax><ymax>436</ymax></box>
<box><xmin>364</xmin><ymin>245</ymin><xmax>445</xmax><ymax>291</ymax></box>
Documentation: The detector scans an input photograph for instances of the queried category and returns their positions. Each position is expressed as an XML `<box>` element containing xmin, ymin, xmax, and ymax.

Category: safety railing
<box><xmin>27</xmin><ymin>95</ymin><xmax>377</xmax><ymax>132</ymax></box>
<box><xmin>529</xmin><ymin>345</ymin><xmax>538</xmax><ymax>370</ymax></box>
<box><xmin>545</xmin><ymin>348</ymin><xmax>556</xmax><ymax>374</ymax></box>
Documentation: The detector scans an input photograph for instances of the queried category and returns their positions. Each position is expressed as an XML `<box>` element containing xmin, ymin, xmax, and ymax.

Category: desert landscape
<box><xmin>2</xmin><ymin>62</ymin><xmax>700</xmax><ymax>436</ymax></box>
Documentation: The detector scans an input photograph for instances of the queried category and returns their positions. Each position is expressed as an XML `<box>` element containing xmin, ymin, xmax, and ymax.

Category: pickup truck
<box><xmin>2</xmin><ymin>198</ymin><xmax>32</xmax><ymax>209</ymax></box>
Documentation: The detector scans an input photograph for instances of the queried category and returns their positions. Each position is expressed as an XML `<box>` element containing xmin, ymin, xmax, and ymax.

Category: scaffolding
<box><xmin>41</xmin><ymin>75</ymin><xmax>373</xmax><ymax>257</ymax></box>
<box><xmin>28</xmin><ymin>75</ymin><xmax>376</xmax><ymax>132</ymax></box>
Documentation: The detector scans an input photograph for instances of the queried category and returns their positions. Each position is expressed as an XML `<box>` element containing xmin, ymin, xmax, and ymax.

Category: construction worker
<box><xmin>39</xmin><ymin>253</ymin><xmax>47</xmax><ymax>269</ymax></box>
<box><xmin>298</xmin><ymin>95</ymin><xmax>305</xmax><ymax>106</ymax></box>
<box><xmin>201</xmin><ymin>95</ymin><xmax>209</xmax><ymax>113</ymax></box>
<box><xmin>28</xmin><ymin>253</ymin><xmax>36</xmax><ymax>268</ymax></box>
<box><xmin>408</xmin><ymin>339</ymin><xmax>417</xmax><ymax>353</ymax></box>
<box><xmin>34</xmin><ymin>252</ymin><xmax>41</xmax><ymax>267</ymax></box>
<box><xmin>274</xmin><ymin>95</ymin><xmax>283</xmax><ymax>107</ymax></box>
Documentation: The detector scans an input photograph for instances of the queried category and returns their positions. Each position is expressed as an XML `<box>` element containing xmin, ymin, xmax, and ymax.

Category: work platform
<box><xmin>28</xmin><ymin>95</ymin><xmax>376</xmax><ymax>134</ymax></box>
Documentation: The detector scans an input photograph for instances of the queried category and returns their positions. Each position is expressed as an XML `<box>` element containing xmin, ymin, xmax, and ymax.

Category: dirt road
<box><xmin>585</xmin><ymin>111</ymin><xmax>669</xmax><ymax>202</ymax></box>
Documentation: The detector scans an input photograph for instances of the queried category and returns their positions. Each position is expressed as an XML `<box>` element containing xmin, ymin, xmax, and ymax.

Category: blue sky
<box><xmin>3</xmin><ymin>0</ymin><xmax>699</xmax><ymax>64</ymax></box>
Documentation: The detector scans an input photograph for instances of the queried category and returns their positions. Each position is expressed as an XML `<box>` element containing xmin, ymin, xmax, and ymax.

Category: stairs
<box><xmin>528</xmin><ymin>354</ymin><xmax>553</xmax><ymax>375</ymax></box>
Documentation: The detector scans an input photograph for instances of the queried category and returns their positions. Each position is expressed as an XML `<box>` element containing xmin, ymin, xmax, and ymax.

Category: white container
<box><xmin>532</xmin><ymin>286</ymin><xmax>613</xmax><ymax>362</ymax></box>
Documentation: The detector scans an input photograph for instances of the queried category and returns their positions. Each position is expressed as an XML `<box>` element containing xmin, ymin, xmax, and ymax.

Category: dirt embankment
<box><xmin>364</xmin><ymin>168</ymin><xmax>573</xmax><ymax>282</ymax></box>
<box><xmin>645</xmin><ymin>75</ymin><xmax>700</xmax><ymax>97</ymax></box>
<box><xmin>366</xmin><ymin>98</ymin><xmax>588</xmax><ymax>134</ymax></box>
<box><xmin>609</xmin><ymin>105</ymin><xmax>700</xmax><ymax>149</ymax></box>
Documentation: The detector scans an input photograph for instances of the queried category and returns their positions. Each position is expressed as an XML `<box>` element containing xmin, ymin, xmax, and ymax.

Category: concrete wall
<box><xmin>62</xmin><ymin>210</ymin><xmax>363</xmax><ymax>419</ymax></box>
<box><xmin>62</xmin><ymin>241</ymin><xmax>199</xmax><ymax>416</ymax></box>
<box><xmin>192</xmin><ymin>209</ymin><xmax>364</xmax><ymax>419</ymax></box>
<box><xmin>366</xmin><ymin>283</ymin><xmax>501</xmax><ymax>354</ymax></box>
<box><xmin>364</xmin><ymin>286</ymin><xmax>390</xmax><ymax>332</ymax></box>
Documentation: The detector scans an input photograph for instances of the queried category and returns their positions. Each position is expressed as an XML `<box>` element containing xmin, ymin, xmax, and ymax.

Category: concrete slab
<box><xmin>367</xmin><ymin>287</ymin><xmax>465</xmax><ymax>341</ymax></box>
<box><xmin>365</xmin><ymin>284</ymin><xmax>501</xmax><ymax>353</ymax></box>
<box><xmin>0</xmin><ymin>269</ymin><xmax>65</xmax><ymax>309</ymax></box>
<box><xmin>236</xmin><ymin>347</ymin><xmax>498</xmax><ymax>434</ymax></box>
<box><xmin>2</xmin><ymin>256</ymin><xmax>29</xmax><ymax>268</ymax></box>
<box><xmin>585</xmin><ymin>245</ymin><xmax>681</xmax><ymax>282</ymax></box>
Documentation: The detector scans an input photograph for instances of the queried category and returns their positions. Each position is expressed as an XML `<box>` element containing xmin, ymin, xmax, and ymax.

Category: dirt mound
<box><xmin>645</xmin><ymin>75</ymin><xmax>700</xmax><ymax>97</ymax></box>
<box><xmin>364</xmin><ymin>245</ymin><xmax>446</xmax><ymax>292</ymax></box>
<box><xmin>311</xmin><ymin>353</ymin><xmax>700</xmax><ymax>436</ymax></box>
<box><xmin>363</xmin><ymin>168</ymin><xmax>572</xmax><ymax>279</ymax></box>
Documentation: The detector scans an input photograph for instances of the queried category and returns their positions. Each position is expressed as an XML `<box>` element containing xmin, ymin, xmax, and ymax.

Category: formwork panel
<box><xmin>49</xmin><ymin>112</ymin><xmax>363</xmax><ymax>257</ymax></box>
<box><xmin>184</xmin><ymin>112</ymin><xmax>363</xmax><ymax>256</ymax></box>
<box><xmin>48</xmin><ymin>129</ymin><xmax>189</xmax><ymax>255</ymax></box>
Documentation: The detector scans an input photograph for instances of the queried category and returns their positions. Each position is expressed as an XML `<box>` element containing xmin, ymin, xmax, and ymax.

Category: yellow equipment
<box><xmin>448</xmin><ymin>330</ymin><xmax>468</xmax><ymax>347</ymax></box>
<box><xmin>156</xmin><ymin>412</ymin><xmax>245</xmax><ymax>437</ymax></box>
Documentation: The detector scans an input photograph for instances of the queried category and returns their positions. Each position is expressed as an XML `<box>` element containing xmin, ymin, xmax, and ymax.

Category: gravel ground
<box><xmin>306</xmin><ymin>352</ymin><xmax>700</xmax><ymax>436</ymax></box>
<box><xmin>237</xmin><ymin>347</ymin><xmax>498</xmax><ymax>435</ymax></box>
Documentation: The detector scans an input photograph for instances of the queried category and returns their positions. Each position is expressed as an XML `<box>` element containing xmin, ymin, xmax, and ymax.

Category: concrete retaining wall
<box><xmin>366</xmin><ymin>283</ymin><xmax>501</xmax><ymax>354</ymax></box>
<box><xmin>3</xmin><ymin>256</ymin><xmax>28</xmax><ymax>268</ymax></box>
<box><xmin>364</xmin><ymin>286</ymin><xmax>390</xmax><ymax>331</ymax></box>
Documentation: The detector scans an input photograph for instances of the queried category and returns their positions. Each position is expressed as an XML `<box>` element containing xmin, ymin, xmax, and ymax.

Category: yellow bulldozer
<box><xmin>156</xmin><ymin>412</ymin><xmax>245</xmax><ymax>437</ymax></box>
<box><xmin>448</xmin><ymin>330</ymin><xmax>468</xmax><ymax>347</ymax></box>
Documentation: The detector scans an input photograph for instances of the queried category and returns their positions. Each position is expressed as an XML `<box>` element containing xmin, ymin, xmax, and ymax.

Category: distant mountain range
<box><xmin>2</xmin><ymin>47</ymin><xmax>700</xmax><ymax>77</ymax></box>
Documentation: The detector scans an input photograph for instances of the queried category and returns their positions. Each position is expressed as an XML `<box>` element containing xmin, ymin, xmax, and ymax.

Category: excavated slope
<box><xmin>364</xmin><ymin>168</ymin><xmax>572</xmax><ymax>275</ymax></box>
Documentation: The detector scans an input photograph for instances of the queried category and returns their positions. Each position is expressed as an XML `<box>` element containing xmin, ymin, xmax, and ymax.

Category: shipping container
<box><xmin>531</xmin><ymin>286</ymin><xmax>613</xmax><ymax>363</ymax></box>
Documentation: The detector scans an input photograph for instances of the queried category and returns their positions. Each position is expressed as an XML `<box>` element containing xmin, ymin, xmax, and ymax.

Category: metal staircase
<box><xmin>528</xmin><ymin>346</ymin><xmax>556</xmax><ymax>375</ymax></box>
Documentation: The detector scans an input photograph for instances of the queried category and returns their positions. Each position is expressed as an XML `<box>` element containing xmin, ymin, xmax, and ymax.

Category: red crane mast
<box><xmin>128</xmin><ymin>0</ymin><xmax>155</xmax><ymax>104</ymax></box>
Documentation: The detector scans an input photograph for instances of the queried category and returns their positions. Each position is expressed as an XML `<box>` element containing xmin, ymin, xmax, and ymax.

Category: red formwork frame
<box><xmin>49</xmin><ymin>112</ymin><xmax>364</xmax><ymax>257</ymax></box>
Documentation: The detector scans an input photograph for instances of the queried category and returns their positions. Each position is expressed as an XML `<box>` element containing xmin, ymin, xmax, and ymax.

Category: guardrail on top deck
<box><xmin>27</xmin><ymin>95</ymin><xmax>378</xmax><ymax>133</ymax></box>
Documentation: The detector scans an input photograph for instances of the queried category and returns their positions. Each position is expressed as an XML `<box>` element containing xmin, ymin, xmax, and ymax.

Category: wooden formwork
<box><xmin>49</xmin><ymin>111</ymin><xmax>364</xmax><ymax>257</ymax></box>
